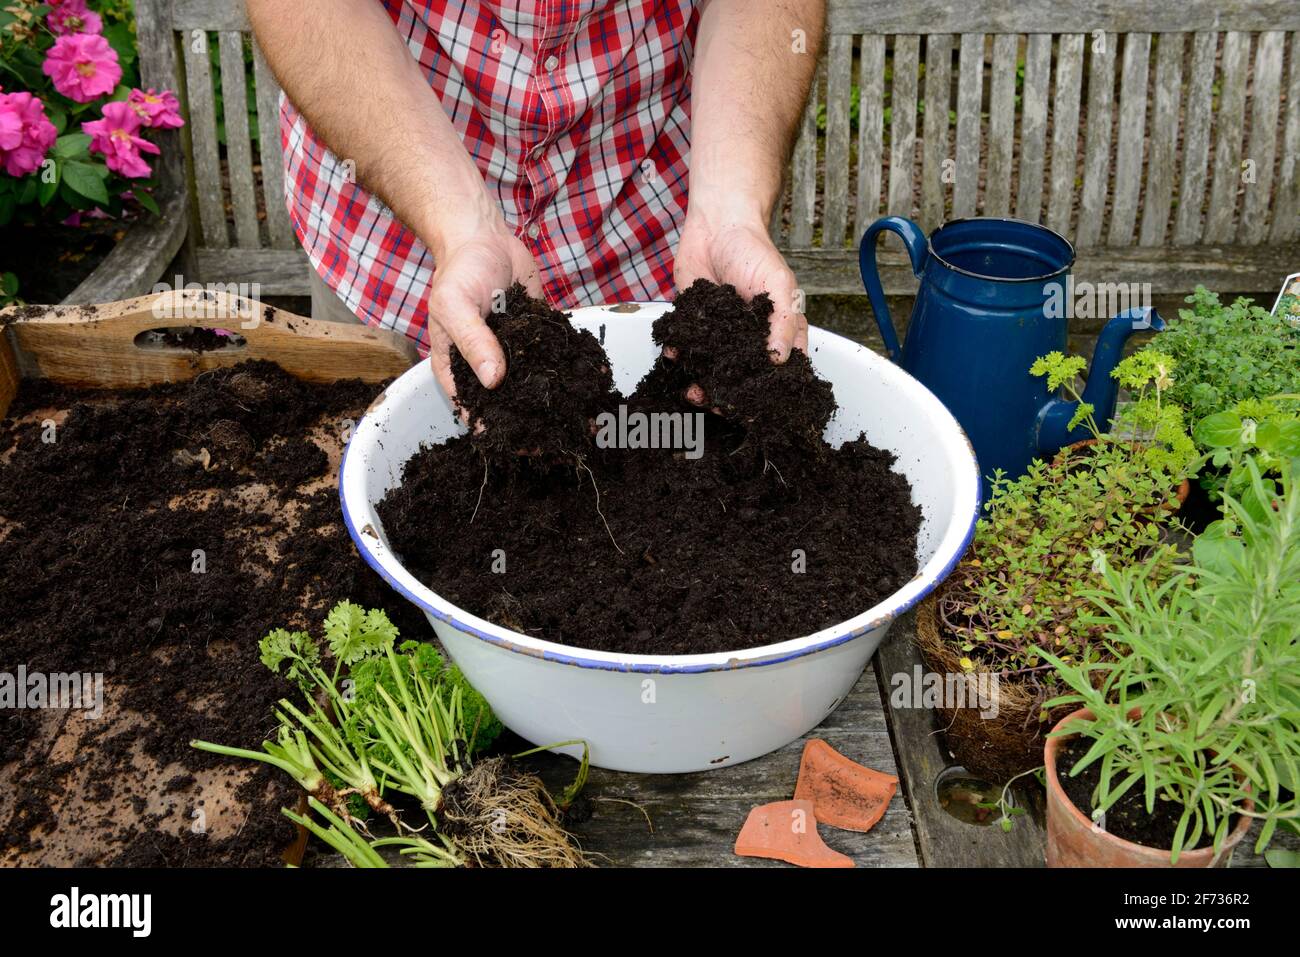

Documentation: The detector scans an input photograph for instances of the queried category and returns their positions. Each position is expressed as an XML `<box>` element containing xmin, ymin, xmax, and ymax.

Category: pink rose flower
<box><xmin>83</xmin><ymin>100</ymin><xmax>160</xmax><ymax>178</ymax></box>
<box><xmin>0</xmin><ymin>92</ymin><xmax>58</xmax><ymax>177</ymax></box>
<box><xmin>48</xmin><ymin>0</ymin><xmax>104</xmax><ymax>36</ymax></box>
<box><xmin>42</xmin><ymin>33</ymin><xmax>122</xmax><ymax>103</ymax></box>
<box><xmin>127</xmin><ymin>88</ymin><xmax>185</xmax><ymax>129</ymax></box>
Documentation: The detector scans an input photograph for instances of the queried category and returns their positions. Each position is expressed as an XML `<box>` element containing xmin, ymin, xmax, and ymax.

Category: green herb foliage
<box><xmin>1040</xmin><ymin>457</ymin><xmax>1300</xmax><ymax>863</ymax></box>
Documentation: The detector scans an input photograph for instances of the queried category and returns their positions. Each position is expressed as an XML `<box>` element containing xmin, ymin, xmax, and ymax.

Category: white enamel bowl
<box><xmin>340</xmin><ymin>302</ymin><xmax>980</xmax><ymax>773</ymax></box>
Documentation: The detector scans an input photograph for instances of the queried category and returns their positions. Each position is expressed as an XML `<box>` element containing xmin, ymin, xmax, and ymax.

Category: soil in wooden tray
<box><xmin>1058</xmin><ymin>737</ymin><xmax>1239</xmax><ymax>851</ymax></box>
<box><xmin>377</xmin><ymin>280</ymin><xmax>923</xmax><ymax>656</ymax></box>
<box><xmin>0</xmin><ymin>361</ymin><xmax>429</xmax><ymax>866</ymax></box>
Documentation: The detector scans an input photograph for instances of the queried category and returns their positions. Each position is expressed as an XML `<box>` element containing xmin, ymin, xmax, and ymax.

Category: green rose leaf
<box><xmin>62</xmin><ymin>161</ymin><xmax>110</xmax><ymax>205</ymax></box>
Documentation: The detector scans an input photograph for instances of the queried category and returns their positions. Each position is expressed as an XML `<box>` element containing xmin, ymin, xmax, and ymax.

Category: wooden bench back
<box><xmin>144</xmin><ymin>0</ymin><xmax>1300</xmax><ymax>298</ymax></box>
<box><xmin>776</xmin><ymin>2</ymin><xmax>1300</xmax><ymax>262</ymax></box>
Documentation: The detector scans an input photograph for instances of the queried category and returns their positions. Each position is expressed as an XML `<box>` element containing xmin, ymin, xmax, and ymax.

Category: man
<box><xmin>248</xmin><ymin>0</ymin><xmax>822</xmax><ymax>402</ymax></box>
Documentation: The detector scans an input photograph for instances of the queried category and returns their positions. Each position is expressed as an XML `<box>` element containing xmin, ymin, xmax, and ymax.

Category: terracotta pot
<box><xmin>1045</xmin><ymin>708</ymin><xmax>1254</xmax><ymax>868</ymax></box>
<box><xmin>1054</xmin><ymin>438</ymin><xmax>1191</xmax><ymax>511</ymax></box>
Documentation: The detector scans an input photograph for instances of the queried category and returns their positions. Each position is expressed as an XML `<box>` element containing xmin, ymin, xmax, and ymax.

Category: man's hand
<box><xmin>674</xmin><ymin>213</ymin><xmax>808</xmax><ymax>362</ymax></box>
<box><xmin>671</xmin><ymin>0</ymin><xmax>824</xmax><ymax>407</ymax></box>
<box><xmin>246</xmin><ymin>0</ymin><xmax>537</xmax><ymax>404</ymax></box>
<box><xmin>426</xmin><ymin>217</ymin><xmax>542</xmax><ymax>402</ymax></box>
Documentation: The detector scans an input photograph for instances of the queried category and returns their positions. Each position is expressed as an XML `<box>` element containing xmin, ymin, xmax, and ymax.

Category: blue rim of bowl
<box><xmin>338</xmin><ymin>322</ymin><xmax>981</xmax><ymax>674</ymax></box>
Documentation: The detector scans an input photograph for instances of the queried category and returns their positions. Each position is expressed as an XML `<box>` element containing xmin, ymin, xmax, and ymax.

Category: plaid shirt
<box><xmin>282</xmin><ymin>0</ymin><xmax>698</xmax><ymax>352</ymax></box>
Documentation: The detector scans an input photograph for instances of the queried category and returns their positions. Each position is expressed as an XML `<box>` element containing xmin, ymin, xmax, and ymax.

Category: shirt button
<box><xmin>526</xmin><ymin>222</ymin><xmax>541</xmax><ymax>239</ymax></box>
<box><xmin>544</xmin><ymin>54</ymin><xmax>559</xmax><ymax>71</ymax></box>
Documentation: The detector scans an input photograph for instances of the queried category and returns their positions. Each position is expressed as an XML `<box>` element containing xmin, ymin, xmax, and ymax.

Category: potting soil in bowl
<box><xmin>376</xmin><ymin>280</ymin><xmax>923</xmax><ymax>655</ymax></box>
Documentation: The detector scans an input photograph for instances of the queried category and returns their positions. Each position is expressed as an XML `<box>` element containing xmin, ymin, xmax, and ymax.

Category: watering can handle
<box><xmin>858</xmin><ymin>216</ymin><xmax>929</xmax><ymax>363</ymax></box>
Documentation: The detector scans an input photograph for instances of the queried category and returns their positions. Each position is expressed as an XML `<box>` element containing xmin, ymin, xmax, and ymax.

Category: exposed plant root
<box><xmin>440</xmin><ymin>757</ymin><xmax>588</xmax><ymax>868</ymax></box>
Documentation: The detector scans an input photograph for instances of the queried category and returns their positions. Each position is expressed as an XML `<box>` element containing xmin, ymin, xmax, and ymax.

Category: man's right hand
<box><xmin>426</xmin><ymin>217</ymin><xmax>543</xmax><ymax>402</ymax></box>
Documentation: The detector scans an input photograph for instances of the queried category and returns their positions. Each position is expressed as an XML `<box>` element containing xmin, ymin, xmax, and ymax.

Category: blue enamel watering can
<box><xmin>858</xmin><ymin>216</ymin><xmax>1161</xmax><ymax>497</ymax></box>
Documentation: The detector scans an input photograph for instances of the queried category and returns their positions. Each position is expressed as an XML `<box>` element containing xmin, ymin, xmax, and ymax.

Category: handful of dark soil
<box><xmin>647</xmin><ymin>279</ymin><xmax>834</xmax><ymax>453</ymax></box>
<box><xmin>380</xmin><ymin>280</ymin><xmax>922</xmax><ymax>656</ymax></box>
<box><xmin>451</xmin><ymin>282</ymin><xmax>615</xmax><ymax>458</ymax></box>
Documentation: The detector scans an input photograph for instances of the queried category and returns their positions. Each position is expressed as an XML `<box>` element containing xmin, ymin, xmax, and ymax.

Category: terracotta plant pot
<box><xmin>913</xmin><ymin>592</ymin><xmax>1074</xmax><ymax>783</ymax></box>
<box><xmin>1054</xmin><ymin>438</ymin><xmax>1191</xmax><ymax>511</ymax></box>
<box><xmin>1045</xmin><ymin>708</ymin><xmax>1254</xmax><ymax>868</ymax></box>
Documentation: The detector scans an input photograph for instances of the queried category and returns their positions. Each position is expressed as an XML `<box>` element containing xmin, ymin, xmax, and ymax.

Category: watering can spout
<box><xmin>1036</xmin><ymin>307</ymin><xmax>1165</xmax><ymax>455</ymax></box>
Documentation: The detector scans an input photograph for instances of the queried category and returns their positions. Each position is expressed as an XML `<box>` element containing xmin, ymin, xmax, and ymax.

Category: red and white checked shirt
<box><xmin>282</xmin><ymin>0</ymin><xmax>698</xmax><ymax>353</ymax></box>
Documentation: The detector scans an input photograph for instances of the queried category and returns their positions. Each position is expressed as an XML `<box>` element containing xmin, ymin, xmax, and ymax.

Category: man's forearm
<box><xmin>687</xmin><ymin>0</ymin><xmax>825</xmax><ymax>226</ymax></box>
<box><xmin>246</xmin><ymin>0</ymin><xmax>494</xmax><ymax>259</ymax></box>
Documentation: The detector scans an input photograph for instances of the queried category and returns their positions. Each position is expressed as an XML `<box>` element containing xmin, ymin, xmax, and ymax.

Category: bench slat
<box><xmin>1138</xmin><ymin>34</ymin><xmax>1184</xmax><ymax>246</ymax></box>
<box><xmin>182</xmin><ymin>31</ymin><xmax>229</xmax><ymax>249</ymax></box>
<box><xmin>789</xmin><ymin>61</ymin><xmax>821</xmax><ymax>248</ymax></box>
<box><xmin>252</xmin><ymin>42</ymin><xmax>295</xmax><ymax>249</ymax></box>
<box><xmin>1076</xmin><ymin>33</ymin><xmax>1116</xmax><ymax>247</ymax></box>
<box><xmin>855</xmin><ymin>35</ymin><xmax>887</xmax><ymax>240</ymax></box>
<box><xmin>953</xmin><ymin>33</ymin><xmax>984</xmax><ymax>218</ymax></box>
<box><xmin>888</xmin><ymin>35</ymin><xmax>921</xmax><ymax>217</ymax></box>
<box><xmin>1046</xmin><ymin>33</ymin><xmax>1085</xmax><ymax>235</ymax></box>
<box><xmin>1172</xmin><ymin>32</ymin><xmax>1218</xmax><ymax>244</ymax></box>
<box><xmin>1204</xmin><ymin>32</ymin><xmax>1250</xmax><ymax>243</ymax></box>
<box><xmin>825</xmin><ymin>2</ymin><xmax>1300</xmax><ymax>36</ymax></box>
<box><xmin>823</xmin><ymin>34</ymin><xmax>854</xmax><ymax>248</ymax></box>
<box><xmin>983</xmin><ymin>34</ymin><xmax>1018</xmax><ymax>216</ymax></box>
<box><xmin>218</xmin><ymin>32</ymin><xmax>260</xmax><ymax>248</ymax></box>
<box><xmin>1107</xmin><ymin>32</ymin><xmax>1151</xmax><ymax>245</ymax></box>
<box><xmin>1015</xmin><ymin>33</ymin><xmax>1051</xmax><ymax>221</ymax></box>
<box><xmin>1269</xmin><ymin>32</ymin><xmax>1300</xmax><ymax>243</ymax></box>
<box><xmin>1239</xmin><ymin>31</ymin><xmax>1285</xmax><ymax>244</ymax></box>
<box><xmin>920</xmin><ymin>34</ymin><xmax>953</xmax><ymax>231</ymax></box>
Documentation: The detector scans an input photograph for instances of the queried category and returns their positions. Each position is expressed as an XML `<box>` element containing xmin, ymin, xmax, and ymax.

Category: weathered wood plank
<box><xmin>984</xmin><ymin>34</ymin><xmax>1018</xmax><ymax>217</ymax></box>
<box><xmin>1015</xmin><ymin>34</ymin><xmax>1051</xmax><ymax>221</ymax></box>
<box><xmin>953</xmin><ymin>33</ymin><xmax>984</xmax><ymax>218</ymax></box>
<box><xmin>1076</xmin><ymin>32</ymin><xmax>1115</xmax><ymax>247</ymax></box>
<box><xmin>196</xmin><ymin>247</ymin><xmax>314</xmax><ymax>296</ymax></box>
<box><xmin>920</xmin><ymin>34</ymin><xmax>953</xmax><ymax>232</ymax></box>
<box><xmin>855</xmin><ymin>34</ymin><xmax>887</xmax><ymax>240</ymax></box>
<box><xmin>1270</xmin><ymin>32</ymin><xmax>1300</xmax><ymax>243</ymax></box>
<box><xmin>134</xmin><ymin>0</ymin><xmax>184</xmax><ymax>199</ymax></box>
<box><xmin>825</xmin><ymin>1</ymin><xmax>1300</xmax><ymax>36</ymax></box>
<box><xmin>172</xmin><ymin>0</ymin><xmax>252</xmax><ymax>31</ymax></box>
<box><xmin>888</xmin><ymin>35</ymin><xmax>921</xmax><ymax>217</ymax></box>
<box><xmin>1173</xmin><ymin>32</ymin><xmax>1218</xmax><ymax>245</ymax></box>
<box><xmin>780</xmin><ymin>244</ymin><xmax>1300</xmax><ymax>297</ymax></box>
<box><xmin>1204</xmin><ymin>32</ymin><xmax>1250</xmax><ymax>244</ymax></box>
<box><xmin>219</xmin><ymin>31</ymin><xmax>260</xmax><ymax>248</ymax></box>
<box><xmin>520</xmin><ymin>664</ymin><xmax>917</xmax><ymax>868</ymax></box>
<box><xmin>1046</xmin><ymin>34</ymin><xmax>1085</xmax><ymax>235</ymax></box>
<box><xmin>874</xmin><ymin>611</ymin><xmax>1046</xmax><ymax>867</ymax></box>
<box><xmin>822</xmin><ymin>34</ymin><xmax>854</xmax><ymax>249</ymax></box>
<box><xmin>0</xmin><ymin>327</ymin><xmax>18</xmax><ymax>422</ymax></box>
<box><xmin>1138</xmin><ymin>33</ymin><xmax>1184</xmax><ymax>247</ymax></box>
<box><xmin>789</xmin><ymin>61</ymin><xmax>821</xmax><ymax>249</ymax></box>
<box><xmin>1107</xmin><ymin>32</ymin><xmax>1151</xmax><ymax>245</ymax></box>
<box><xmin>182</xmin><ymin>31</ymin><xmax>229</xmax><ymax>249</ymax></box>
<box><xmin>252</xmin><ymin>42</ymin><xmax>295</xmax><ymax>248</ymax></box>
<box><xmin>1238</xmin><ymin>31</ymin><xmax>1285</xmax><ymax>244</ymax></box>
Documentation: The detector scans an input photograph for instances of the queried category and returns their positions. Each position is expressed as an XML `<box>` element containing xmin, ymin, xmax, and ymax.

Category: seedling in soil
<box><xmin>193</xmin><ymin>601</ymin><xmax>587</xmax><ymax>867</ymax></box>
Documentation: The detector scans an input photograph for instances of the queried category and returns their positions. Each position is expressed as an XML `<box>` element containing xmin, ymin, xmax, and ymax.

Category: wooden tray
<box><xmin>0</xmin><ymin>291</ymin><xmax>416</xmax><ymax>866</ymax></box>
<box><xmin>0</xmin><ymin>288</ymin><xmax>415</xmax><ymax>418</ymax></box>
